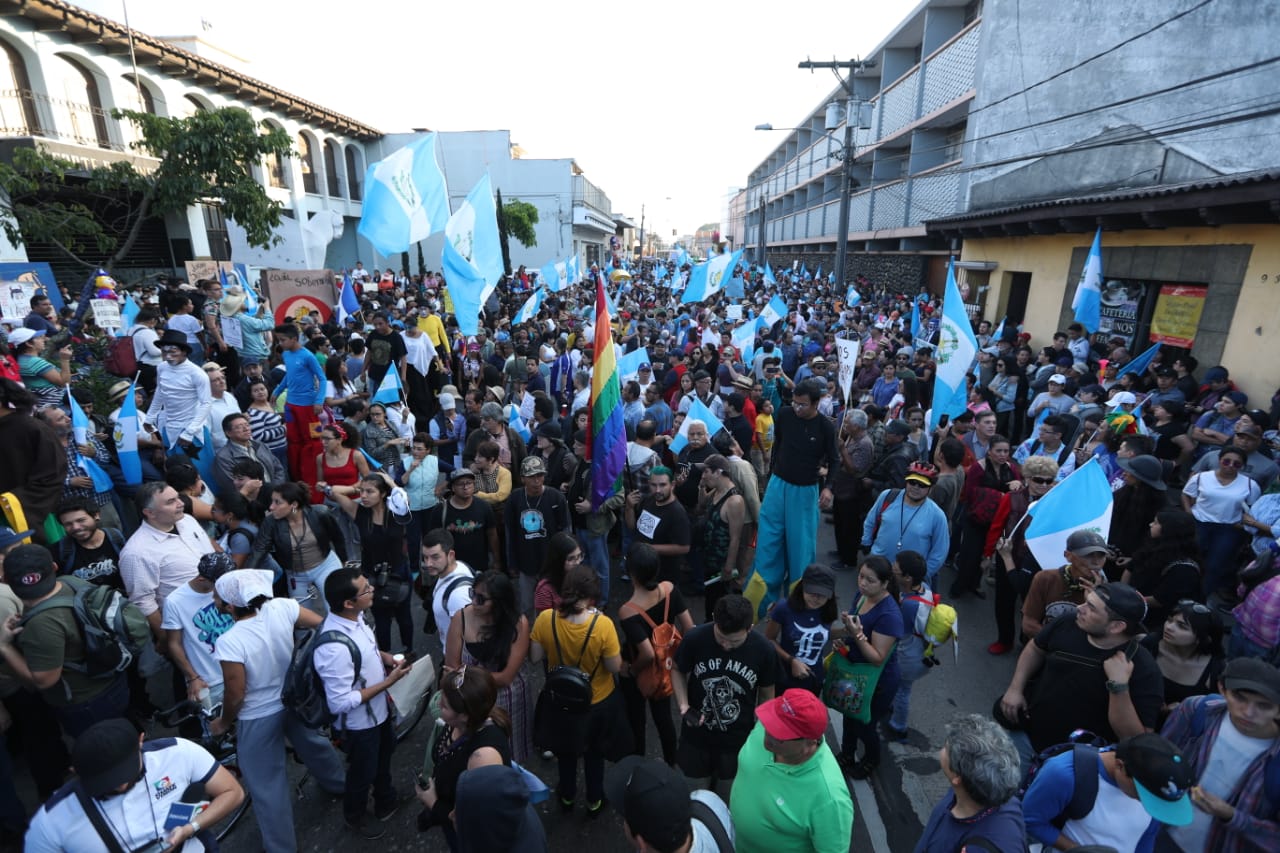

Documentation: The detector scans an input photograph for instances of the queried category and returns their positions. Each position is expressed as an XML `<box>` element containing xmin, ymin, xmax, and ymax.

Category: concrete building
<box><xmin>745</xmin><ymin>0</ymin><xmax>982</xmax><ymax>290</ymax></box>
<box><xmin>0</xmin><ymin>0</ymin><xmax>615</xmax><ymax>285</ymax></box>
<box><xmin>926</xmin><ymin>0</ymin><xmax>1280</xmax><ymax>403</ymax></box>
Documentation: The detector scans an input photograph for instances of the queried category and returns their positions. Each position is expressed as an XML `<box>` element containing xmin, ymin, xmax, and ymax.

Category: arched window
<box><xmin>345</xmin><ymin>146</ymin><xmax>362</xmax><ymax>201</ymax></box>
<box><xmin>264</xmin><ymin>123</ymin><xmax>288</xmax><ymax>189</ymax></box>
<box><xmin>323</xmin><ymin>140</ymin><xmax>341</xmax><ymax>197</ymax></box>
<box><xmin>0</xmin><ymin>41</ymin><xmax>40</xmax><ymax>134</ymax></box>
<box><xmin>298</xmin><ymin>133</ymin><xmax>317</xmax><ymax>194</ymax></box>
<box><xmin>58</xmin><ymin>55</ymin><xmax>110</xmax><ymax>148</ymax></box>
<box><xmin>183</xmin><ymin>94</ymin><xmax>208</xmax><ymax>116</ymax></box>
<box><xmin>122</xmin><ymin>74</ymin><xmax>156</xmax><ymax>115</ymax></box>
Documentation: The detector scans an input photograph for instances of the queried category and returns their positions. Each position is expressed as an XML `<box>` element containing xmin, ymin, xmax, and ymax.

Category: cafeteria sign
<box><xmin>1149</xmin><ymin>284</ymin><xmax>1207</xmax><ymax>348</ymax></box>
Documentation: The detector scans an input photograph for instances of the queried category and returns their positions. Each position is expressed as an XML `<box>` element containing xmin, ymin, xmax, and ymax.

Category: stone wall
<box><xmin>766</xmin><ymin>252</ymin><xmax>927</xmax><ymax>295</ymax></box>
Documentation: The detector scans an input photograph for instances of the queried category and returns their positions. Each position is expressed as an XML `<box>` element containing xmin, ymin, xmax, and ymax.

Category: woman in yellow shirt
<box><xmin>529</xmin><ymin>564</ymin><xmax>622</xmax><ymax>815</ymax></box>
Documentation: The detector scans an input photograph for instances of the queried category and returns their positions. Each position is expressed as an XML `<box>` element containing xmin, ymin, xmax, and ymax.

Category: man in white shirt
<box><xmin>163</xmin><ymin>552</ymin><xmax>236</xmax><ymax>710</ymax></box>
<box><xmin>150</xmin><ymin>329</ymin><xmax>213</xmax><ymax>452</ymax></box>
<box><xmin>316</xmin><ymin>567</ymin><xmax>412</xmax><ymax>839</ymax></box>
<box><xmin>119</xmin><ymin>482</ymin><xmax>215</xmax><ymax>643</ymax></box>
<box><xmin>203</xmin><ymin>363</ymin><xmax>242</xmax><ymax>450</ymax></box>
<box><xmin>25</xmin><ymin>718</ymin><xmax>243</xmax><ymax>853</ymax></box>
<box><xmin>422</xmin><ymin>529</ymin><xmax>474</xmax><ymax>640</ymax></box>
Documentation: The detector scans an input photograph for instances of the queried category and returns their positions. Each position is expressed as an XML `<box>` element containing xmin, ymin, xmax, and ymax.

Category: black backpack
<box><xmin>280</xmin><ymin>628</ymin><xmax>363</xmax><ymax>729</ymax></box>
<box><xmin>542</xmin><ymin>612</ymin><xmax>600</xmax><ymax>715</ymax></box>
<box><xmin>21</xmin><ymin>576</ymin><xmax>150</xmax><ymax>680</ymax></box>
<box><xmin>1018</xmin><ymin>731</ymin><xmax>1107</xmax><ymax>829</ymax></box>
<box><xmin>422</xmin><ymin>572</ymin><xmax>474</xmax><ymax>635</ymax></box>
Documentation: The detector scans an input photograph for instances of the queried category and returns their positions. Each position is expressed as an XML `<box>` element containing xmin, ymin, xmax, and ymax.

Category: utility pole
<box><xmin>798</xmin><ymin>59</ymin><xmax>873</xmax><ymax>291</ymax></box>
<box><xmin>757</xmin><ymin>194</ymin><xmax>767</xmax><ymax>269</ymax></box>
<box><xmin>638</xmin><ymin>203</ymin><xmax>645</xmax><ymax>260</ymax></box>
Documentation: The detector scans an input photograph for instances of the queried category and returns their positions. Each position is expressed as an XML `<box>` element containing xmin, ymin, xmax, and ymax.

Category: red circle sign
<box><xmin>274</xmin><ymin>295</ymin><xmax>333</xmax><ymax>325</ymax></box>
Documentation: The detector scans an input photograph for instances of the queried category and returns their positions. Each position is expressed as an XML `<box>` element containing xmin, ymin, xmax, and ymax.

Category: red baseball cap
<box><xmin>757</xmin><ymin>688</ymin><xmax>827</xmax><ymax>740</ymax></box>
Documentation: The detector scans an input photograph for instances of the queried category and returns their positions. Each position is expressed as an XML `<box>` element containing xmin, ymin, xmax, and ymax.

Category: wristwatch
<box><xmin>1105</xmin><ymin>680</ymin><xmax>1130</xmax><ymax>694</ymax></box>
<box><xmin>190</xmin><ymin>819</ymin><xmax>201</xmax><ymax>834</ymax></box>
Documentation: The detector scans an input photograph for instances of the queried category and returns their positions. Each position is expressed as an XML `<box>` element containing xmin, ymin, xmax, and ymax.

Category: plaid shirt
<box><xmin>1234</xmin><ymin>574</ymin><xmax>1280</xmax><ymax>648</ymax></box>
<box><xmin>1161</xmin><ymin>696</ymin><xmax>1280</xmax><ymax>853</ymax></box>
<box><xmin>61</xmin><ymin>435</ymin><xmax>113</xmax><ymax>506</ymax></box>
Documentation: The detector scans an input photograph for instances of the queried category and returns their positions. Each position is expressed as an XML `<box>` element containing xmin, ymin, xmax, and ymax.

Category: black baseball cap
<box><xmin>3</xmin><ymin>544</ymin><xmax>56</xmax><ymax>600</ymax></box>
<box><xmin>604</xmin><ymin>757</ymin><xmax>692</xmax><ymax>850</ymax></box>
<box><xmin>73</xmin><ymin>719</ymin><xmax>142</xmax><ymax>797</ymax></box>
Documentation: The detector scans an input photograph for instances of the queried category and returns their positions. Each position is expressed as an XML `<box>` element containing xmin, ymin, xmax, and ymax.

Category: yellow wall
<box><xmin>959</xmin><ymin>225</ymin><xmax>1280</xmax><ymax>404</ymax></box>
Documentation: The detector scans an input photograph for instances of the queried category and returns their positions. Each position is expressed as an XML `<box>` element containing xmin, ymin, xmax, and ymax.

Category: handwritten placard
<box><xmin>260</xmin><ymin>269</ymin><xmax>336</xmax><ymax>325</ymax></box>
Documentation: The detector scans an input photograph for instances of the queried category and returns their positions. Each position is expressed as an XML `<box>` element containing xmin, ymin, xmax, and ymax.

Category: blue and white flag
<box><xmin>372</xmin><ymin>368</ymin><xmax>403</xmax><ymax>405</ymax></box>
<box><xmin>513</xmin><ymin>287</ymin><xmax>545</xmax><ymax>325</ymax></box>
<box><xmin>676</xmin><ymin>246</ymin><xmax>690</xmax><ymax>268</ymax></box>
<box><xmin>1024</xmin><ymin>458</ymin><xmax>1114</xmax><ymax>570</ymax></box>
<box><xmin>506</xmin><ymin>404</ymin><xmax>531</xmax><ymax>443</ymax></box>
<box><xmin>116</xmin><ymin>292</ymin><xmax>141</xmax><ymax>336</ymax></box>
<box><xmin>336</xmin><ymin>274</ymin><xmax>360</xmax><ymax>324</ymax></box>
<box><xmin>760</xmin><ymin>294</ymin><xmax>788</xmax><ymax>329</ymax></box>
<box><xmin>929</xmin><ymin>258</ymin><xmax>979</xmax><ymax>429</ymax></box>
<box><xmin>910</xmin><ymin>295</ymin><xmax>921</xmax><ymax>341</ymax></box>
<box><xmin>218</xmin><ymin>266</ymin><xmax>258</xmax><ymax>315</ymax></box>
<box><xmin>1117</xmin><ymin>342</ymin><xmax>1162</xmax><ymax>379</ymax></box>
<box><xmin>653</xmin><ymin>264</ymin><xmax>669</xmax><ymax>282</ymax></box>
<box><xmin>1072</xmin><ymin>228</ymin><xmax>1103</xmax><ymax>334</ymax></box>
<box><xmin>763</xmin><ymin>263</ymin><xmax>777</xmax><ymax>286</ymax></box>
<box><xmin>113</xmin><ymin>380</ymin><xmax>142</xmax><ymax>485</ymax></box>
<box><xmin>814</xmin><ymin>265</ymin><xmax>822</xmax><ymax>282</ymax></box>
<box><xmin>359</xmin><ymin>448</ymin><xmax>383</xmax><ymax>470</ymax></box>
<box><xmin>670</xmin><ymin>397</ymin><xmax>726</xmax><ymax>454</ymax></box>
<box><xmin>442</xmin><ymin>173</ymin><xmax>504</xmax><ymax>336</ymax></box>
<box><xmin>616</xmin><ymin>346</ymin><xmax>649</xmax><ymax>383</ymax></box>
<box><xmin>682</xmin><ymin>248</ymin><xmax>743</xmax><ymax>305</ymax></box>
<box><xmin>567</xmin><ymin>254</ymin><xmax>580</xmax><ymax>286</ymax></box>
<box><xmin>845</xmin><ymin>285</ymin><xmax>862</xmax><ymax>307</ymax></box>
<box><xmin>732</xmin><ymin>320</ymin><xmax>758</xmax><ymax>366</ymax></box>
<box><xmin>725</xmin><ymin>274</ymin><xmax>745</xmax><ymax>299</ymax></box>
<box><xmin>68</xmin><ymin>388</ymin><xmax>90</xmax><ymax>446</ymax></box>
<box><xmin>358</xmin><ymin>133</ymin><xmax>451</xmax><ymax>255</ymax></box>
<box><xmin>800</xmin><ymin>262</ymin><xmax>810</xmax><ymax>280</ymax></box>
<box><xmin>540</xmin><ymin>259</ymin><xmax>568</xmax><ymax>293</ymax></box>
<box><xmin>992</xmin><ymin>315</ymin><xmax>1006</xmax><ymax>342</ymax></box>
<box><xmin>192</xmin><ymin>427</ymin><xmax>218</xmax><ymax>494</ymax></box>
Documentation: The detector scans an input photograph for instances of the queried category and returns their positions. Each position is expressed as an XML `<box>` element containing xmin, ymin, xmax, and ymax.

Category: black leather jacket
<box><xmin>249</xmin><ymin>506</ymin><xmax>348</xmax><ymax>573</ymax></box>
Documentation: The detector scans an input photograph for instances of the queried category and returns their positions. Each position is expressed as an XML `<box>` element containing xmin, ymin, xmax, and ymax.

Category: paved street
<box><xmin>196</xmin><ymin>509</ymin><xmax>1019</xmax><ymax>853</ymax></box>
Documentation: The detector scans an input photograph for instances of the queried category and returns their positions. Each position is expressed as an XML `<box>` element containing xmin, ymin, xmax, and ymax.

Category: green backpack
<box><xmin>21</xmin><ymin>576</ymin><xmax>151</xmax><ymax>678</ymax></box>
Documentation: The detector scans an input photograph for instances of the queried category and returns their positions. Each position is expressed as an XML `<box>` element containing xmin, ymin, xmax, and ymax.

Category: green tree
<box><xmin>0</xmin><ymin>107</ymin><xmax>292</xmax><ymax>270</ymax></box>
<box><xmin>494</xmin><ymin>190</ymin><xmax>538</xmax><ymax>276</ymax></box>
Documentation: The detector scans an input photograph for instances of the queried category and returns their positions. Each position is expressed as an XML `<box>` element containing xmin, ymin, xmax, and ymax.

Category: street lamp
<box><xmin>757</xmin><ymin>59</ymin><xmax>873</xmax><ymax>289</ymax></box>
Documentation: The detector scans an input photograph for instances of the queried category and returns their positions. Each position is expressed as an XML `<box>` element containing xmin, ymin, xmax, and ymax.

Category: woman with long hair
<box><xmin>362</xmin><ymin>403</ymin><xmax>405</xmax><ymax>471</ymax></box>
<box><xmin>315</xmin><ymin>421</ymin><xmax>369</xmax><ymax>550</ymax></box>
<box><xmin>330</xmin><ymin>472</ymin><xmax>413</xmax><ymax>653</ymax></box>
<box><xmin>1149</xmin><ymin>399</ymin><xmax>1194</xmax><ymax>473</ymax></box>
<box><xmin>764</xmin><ymin>562</ymin><xmax>840</xmax><ymax>696</ymax></box>
<box><xmin>952</xmin><ymin>436</ymin><xmax>1021</xmax><ymax>598</ymax></box>
<box><xmin>13</xmin><ymin>331</ymin><xmax>71</xmax><ymax>408</ymax></box>
<box><xmin>245</xmin><ymin>379</ymin><xmax>288</xmax><ymax>477</ymax></box>
<box><xmin>672</xmin><ymin>370</ymin><xmax>696</xmax><ymax>413</ymax></box>
<box><xmin>398</xmin><ymin>432</ymin><xmax>442</xmax><ymax>579</ymax></box>
<box><xmin>1108</xmin><ymin>454</ymin><xmax>1170</xmax><ymax>564</ymax></box>
<box><xmin>837</xmin><ymin>555</ymin><xmax>903</xmax><ymax>780</ymax></box>
<box><xmin>444</xmin><ymin>570</ymin><xmax>533</xmax><ymax>762</ymax></box>
<box><xmin>1122</xmin><ymin>509</ymin><xmax>1203</xmax><ymax>628</ymax></box>
<box><xmin>208</xmin><ymin>570</ymin><xmax>346</xmax><ymax>853</ymax></box>
<box><xmin>323</xmin><ymin>355</ymin><xmax>362</xmax><ymax>410</ymax></box>
<box><xmin>1140</xmin><ymin>599</ymin><xmax>1225</xmax><ymax>722</ymax></box>
<box><xmin>618</xmin><ymin>543</ymin><xmax>694</xmax><ymax>766</ymax></box>
<box><xmin>1182</xmin><ymin>445</ymin><xmax>1260</xmax><ymax>598</ymax></box>
<box><xmin>249</xmin><ymin>481</ymin><xmax>347</xmax><ymax>614</ymax></box>
<box><xmin>529</xmin><ymin>565</ymin><xmax>623</xmax><ymax>815</ymax></box>
<box><xmin>988</xmin><ymin>357</ymin><xmax>1019</xmax><ymax>439</ymax></box>
<box><xmin>533</xmin><ymin>531</ymin><xmax>582</xmax><ymax>615</ymax></box>
<box><xmin>985</xmin><ymin>455</ymin><xmax>1058</xmax><ymax>654</ymax></box>
<box><xmin>415</xmin><ymin>666</ymin><xmax>512</xmax><ymax>851</ymax></box>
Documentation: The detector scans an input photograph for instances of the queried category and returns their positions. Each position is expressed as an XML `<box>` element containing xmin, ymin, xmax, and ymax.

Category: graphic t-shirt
<box><xmin>768</xmin><ymin>600</ymin><xmax>830</xmax><ymax>692</ymax></box>
<box><xmin>675</xmin><ymin>623</ymin><xmax>777</xmax><ymax>748</ymax></box>
<box><xmin>162</xmin><ymin>583</ymin><xmax>234</xmax><ymax>687</ymax></box>
<box><xmin>426</xmin><ymin>499</ymin><xmax>495</xmax><ymax>574</ymax></box>
<box><xmin>61</xmin><ymin>536</ymin><xmax>125</xmax><ymax>591</ymax></box>
<box><xmin>634</xmin><ymin>497</ymin><xmax>691</xmax><ymax>585</ymax></box>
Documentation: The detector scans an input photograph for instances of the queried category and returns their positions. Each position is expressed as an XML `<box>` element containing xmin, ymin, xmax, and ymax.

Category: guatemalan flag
<box><xmin>113</xmin><ymin>380</ymin><xmax>142</xmax><ymax>485</ymax></box>
<box><xmin>670</xmin><ymin>397</ymin><xmax>726</xmax><ymax>454</ymax></box>
<box><xmin>442</xmin><ymin>173</ymin><xmax>504</xmax><ymax>337</ymax></box>
<box><xmin>759</xmin><ymin>294</ymin><xmax>788</xmax><ymax>330</ymax></box>
<box><xmin>117</xmin><ymin>293</ymin><xmax>141</xmax><ymax>336</ymax></box>
<box><xmin>585</xmin><ymin>276</ymin><xmax>626</xmax><ymax>510</ymax></box>
<box><xmin>763</xmin><ymin>263</ymin><xmax>777</xmax><ymax>286</ymax></box>
<box><xmin>1072</xmin><ymin>228</ymin><xmax>1103</xmax><ymax>334</ymax></box>
<box><xmin>372</xmin><ymin>368</ymin><xmax>403</xmax><ymax>406</ymax></box>
<box><xmin>929</xmin><ymin>258</ymin><xmax>978</xmax><ymax>429</ymax></box>
<box><xmin>681</xmin><ymin>248</ymin><xmax>743</xmax><ymax>305</ymax></box>
<box><xmin>732</xmin><ymin>320</ymin><xmax>759</xmax><ymax>366</ymax></box>
<box><xmin>513</xmin><ymin>287</ymin><xmax>545</xmax><ymax>325</ymax></box>
<box><xmin>358</xmin><ymin>133</ymin><xmax>451</xmax><ymax>255</ymax></box>
<box><xmin>1024</xmin><ymin>458</ymin><xmax>1114</xmax><ymax>570</ymax></box>
<box><xmin>336</xmin><ymin>274</ymin><xmax>360</xmax><ymax>324</ymax></box>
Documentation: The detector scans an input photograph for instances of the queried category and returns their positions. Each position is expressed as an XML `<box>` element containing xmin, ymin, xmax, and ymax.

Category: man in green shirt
<box><xmin>730</xmin><ymin>688</ymin><xmax>854</xmax><ymax>853</ymax></box>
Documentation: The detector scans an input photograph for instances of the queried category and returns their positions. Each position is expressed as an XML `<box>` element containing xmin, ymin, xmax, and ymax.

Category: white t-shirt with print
<box><xmin>162</xmin><ymin>583</ymin><xmax>235</xmax><ymax>688</ymax></box>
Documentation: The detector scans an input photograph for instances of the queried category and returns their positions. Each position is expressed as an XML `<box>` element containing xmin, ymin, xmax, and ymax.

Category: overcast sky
<box><xmin>78</xmin><ymin>0</ymin><xmax>919</xmax><ymax>239</ymax></box>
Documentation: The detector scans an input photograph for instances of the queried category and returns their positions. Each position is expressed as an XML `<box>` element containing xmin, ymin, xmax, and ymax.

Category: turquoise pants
<box><xmin>748</xmin><ymin>477</ymin><xmax>818</xmax><ymax>617</ymax></box>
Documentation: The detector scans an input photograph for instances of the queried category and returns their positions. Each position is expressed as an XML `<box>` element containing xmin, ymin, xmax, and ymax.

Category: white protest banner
<box><xmin>221</xmin><ymin>316</ymin><xmax>243</xmax><ymax>349</ymax></box>
<box><xmin>835</xmin><ymin>336</ymin><xmax>861</xmax><ymax>406</ymax></box>
<box><xmin>90</xmin><ymin>298</ymin><xmax>122</xmax><ymax>331</ymax></box>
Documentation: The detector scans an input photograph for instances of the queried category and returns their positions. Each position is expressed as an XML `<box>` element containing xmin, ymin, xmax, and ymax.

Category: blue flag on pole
<box><xmin>1024</xmin><ymin>458</ymin><xmax>1114</xmax><ymax>569</ymax></box>
<box><xmin>358</xmin><ymin>133</ymin><xmax>451</xmax><ymax>255</ymax></box>
<box><xmin>910</xmin><ymin>296</ymin><xmax>921</xmax><ymax>341</ymax></box>
<box><xmin>442</xmin><ymin>173</ymin><xmax>503</xmax><ymax>336</ymax></box>
<box><xmin>513</xmin><ymin>287</ymin><xmax>545</xmax><ymax>325</ymax></box>
<box><xmin>929</xmin><ymin>258</ymin><xmax>979</xmax><ymax>429</ymax></box>
<box><xmin>760</xmin><ymin>294</ymin><xmax>788</xmax><ymax>329</ymax></box>
<box><xmin>763</xmin><ymin>263</ymin><xmax>777</xmax><ymax>286</ymax></box>
<box><xmin>682</xmin><ymin>249</ymin><xmax>743</xmax><ymax>304</ymax></box>
<box><xmin>725</xmin><ymin>274</ymin><xmax>745</xmax><ymax>299</ymax></box>
<box><xmin>653</xmin><ymin>264</ymin><xmax>668</xmax><ymax>282</ymax></box>
<box><xmin>507</xmin><ymin>404</ymin><xmax>531</xmax><ymax>443</ymax></box>
<box><xmin>1116</xmin><ymin>342</ymin><xmax>1162</xmax><ymax>379</ymax></box>
<box><xmin>1072</xmin><ymin>228</ymin><xmax>1103</xmax><ymax>334</ymax></box>
<box><xmin>117</xmin><ymin>293</ymin><xmax>141</xmax><ymax>336</ymax></box>
<box><xmin>732</xmin><ymin>320</ymin><xmax>758</xmax><ymax>365</ymax></box>
<box><xmin>670</xmin><ymin>397</ymin><xmax>726</xmax><ymax>454</ymax></box>
<box><xmin>114</xmin><ymin>379</ymin><xmax>142</xmax><ymax>485</ymax></box>
<box><xmin>336</xmin><ymin>274</ymin><xmax>360</xmax><ymax>324</ymax></box>
<box><xmin>845</xmin><ymin>285</ymin><xmax>862</xmax><ymax>307</ymax></box>
<box><xmin>372</xmin><ymin>369</ymin><xmax>403</xmax><ymax>405</ymax></box>
<box><xmin>616</xmin><ymin>346</ymin><xmax>649</xmax><ymax>382</ymax></box>
<box><xmin>68</xmin><ymin>388</ymin><xmax>90</xmax><ymax>446</ymax></box>
<box><xmin>193</xmin><ymin>427</ymin><xmax>218</xmax><ymax>494</ymax></box>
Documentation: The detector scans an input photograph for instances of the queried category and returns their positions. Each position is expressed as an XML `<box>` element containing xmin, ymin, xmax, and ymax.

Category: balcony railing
<box><xmin>573</xmin><ymin>175</ymin><xmax>611</xmax><ymax>216</ymax></box>
<box><xmin>920</xmin><ymin>21</ymin><xmax>981</xmax><ymax>116</ymax></box>
<box><xmin>0</xmin><ymin>87</ymin><xmax>121</xmax><ymax>151</ymax></box>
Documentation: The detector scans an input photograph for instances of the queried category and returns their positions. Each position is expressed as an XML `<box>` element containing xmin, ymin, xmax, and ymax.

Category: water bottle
<box><xmin>197</xmin><ymin>686</ymin><xmax>214</xmax><ymax>714</ymax></box>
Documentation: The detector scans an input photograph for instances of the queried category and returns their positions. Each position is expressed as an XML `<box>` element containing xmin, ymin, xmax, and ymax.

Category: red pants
<box><xmin>285</xmin><ymin>403</ymin><xmax>322</xmax><ymax>496</ymax></box>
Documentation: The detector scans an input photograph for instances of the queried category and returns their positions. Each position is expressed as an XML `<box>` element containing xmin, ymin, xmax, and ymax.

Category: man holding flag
<box><xmin>585</xmin><ymin>274</ymin><xmax>627</xmax><ymax>599</ymax></box>
<box><xmin>744</xmin><ymin>379</ymin><xmax>839</xmax><ymax>617</ymax></box>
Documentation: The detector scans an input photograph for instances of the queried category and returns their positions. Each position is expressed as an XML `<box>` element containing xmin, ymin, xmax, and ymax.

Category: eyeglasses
<box><xmin>1220</xmin><ymin>458</ymin><xmax>1244</xmax><ymax>468</ymax></box>
<box><xmin>1029</xmin><ymin>476</ymin><xmax>1055</xmax><ymax>485</ymax></box>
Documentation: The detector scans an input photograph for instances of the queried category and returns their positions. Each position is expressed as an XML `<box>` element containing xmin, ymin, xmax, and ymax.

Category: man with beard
<box><xmin>505</xmin><ymin>456</ymin><xmax>571</xmax><ymax>613</ymax></box>
<box><xmin>624</xmin><ymin>467</ymin><xmax>691</xmax><ymax>587</ymax></box>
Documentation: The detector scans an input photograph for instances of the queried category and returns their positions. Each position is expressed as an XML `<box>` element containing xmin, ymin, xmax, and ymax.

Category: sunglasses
<box><xmin>1029</xmin><ymin>476</ymin><xmax>1055</xmax><ymax>485</ymax></box>
<box><xmin>1220</xmin><ymin>458</ymin><xmax>1244</xmax><ymax>468</ymax></box>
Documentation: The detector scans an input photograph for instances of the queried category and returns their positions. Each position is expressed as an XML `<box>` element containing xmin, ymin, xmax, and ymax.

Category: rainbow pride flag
<box><xmin>586</xmin><ymin>273</ymin><xmax>627</xmax><ymax>509</ymax></box>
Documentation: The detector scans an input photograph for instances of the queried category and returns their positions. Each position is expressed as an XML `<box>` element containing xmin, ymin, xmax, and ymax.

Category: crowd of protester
<box><xmin>0</xmin><ymin>255</ymin><xmax>1277</xmax><ymax>853</ymax></box>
